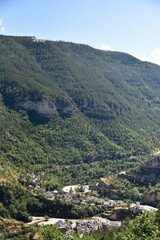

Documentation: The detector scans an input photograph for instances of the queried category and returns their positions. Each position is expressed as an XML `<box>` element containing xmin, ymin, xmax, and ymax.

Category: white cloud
<box><xmin>151</xmin><ymin>48</ymin><xmax>160</xmax><ymax>59</ymax></box>
<box><xmin>139</xmin><ymin>48</ymin><xmax>160</xmax><ymax>66</ymax></box>
<box><xmin>100</xmin><ymin>44</ymin><xmax>113</xmax><ymax>51</ymax></box>
<box><xmin>0</xmin><ymin>20</ymin><xmax>5</xmax><ymax>33</ymax></box>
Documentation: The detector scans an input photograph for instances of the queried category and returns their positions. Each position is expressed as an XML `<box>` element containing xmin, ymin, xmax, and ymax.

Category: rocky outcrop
<box><xmin>1</xmin><ymin>83</ymin><xmax>76</xmax><ymax>124</ymax></box>
<box><xmin>143</xmin><ymin>190</ymin><xmax>160</xmax><ymax>207</ymax></box>
<box><xmin>15</xmin><ymin>96</ymin><xmax>56</xmax><ymax>118</ymax></box>
<box><xmin>117</xmin><ymin>156</ymin><xmax>160</xmax><ymax>206</ymax></box>
<box><xmin>55</xmin><ymin>98</ymin><xmax>76</xmax><ymax>117</ymax></box>
<box><xmin>102</xmin><ymin>204</ymin><xmax>157</xmax><ymax>221</ymax></box>
<box><xmin>102</xmin><ymin>208</ymin><xmax>129</xmax><ymax>221</ymax></box>
<box><xmin>120</xmin><ymin>156</ymin><xmax>160</xmax><ymax>184</ymax></box>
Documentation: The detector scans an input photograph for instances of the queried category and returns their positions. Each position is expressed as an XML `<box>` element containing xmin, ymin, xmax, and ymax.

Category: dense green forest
<box><xmin>1</xmin><ymin>35</ymin><xmax>160</xmax><ymax>175</ymax></box>
<box><xmin>1</xmin><ymin>35</ymin><xmax>160</xmax><ymax>237</ymax></box>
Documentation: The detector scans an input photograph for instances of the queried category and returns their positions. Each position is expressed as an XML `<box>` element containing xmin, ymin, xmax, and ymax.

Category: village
<box><xmin>25</xmin><ymin>174</ymin><xmax>158</xmax><ymax>236</ymax></box>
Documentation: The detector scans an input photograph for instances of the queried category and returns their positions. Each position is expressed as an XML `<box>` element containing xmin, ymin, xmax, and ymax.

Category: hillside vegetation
<box><xmin>1</xmin><ymin>35</ymin><xmax>160</xmax><ymax>189</ymax></box>
<box><xmin>1</xmin><ymin>34</ymin><xmax>160</xmax><ymax>238</ymax></box>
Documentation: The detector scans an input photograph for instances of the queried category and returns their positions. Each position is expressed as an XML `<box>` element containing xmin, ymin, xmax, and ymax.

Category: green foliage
<box><xmin>1</xmin><ymin>35</ymin><xmax>160</xmax><ymax>229</ymax></box>
<box><xmin>0</xmin><ymin>203</ymin><xmax>8</xmax><ymax>217</ymax></box>
<box><xmin>40</xmin><ymin>225</ymin><xmax>65</xmax><ymax>240</ymax></box>
<box><xmin>1</xmin><ymin>35</ymin><xmax>160</xmax><ymax>184</ymax></box>
<box><xmin>100</xmin><ymin>176</ymin><xmax>147</xmax><ymax>201</ymax></box>
<box><xmin>0</xmin><ymin>217</ymin><xmax>36</xmax><ymax>240</ymax></box>
<box><xmin>0</xmin><ymin>182</ymin><xmax>31</xmax><ymax>221</ymax></box>
<box><xmin>113</xmin><ymin>211</ymin><xmax>160</xmax><ymax>240</ymax></box>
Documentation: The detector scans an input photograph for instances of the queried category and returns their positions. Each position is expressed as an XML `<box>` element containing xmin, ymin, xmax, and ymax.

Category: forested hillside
<box><xmin>1</xmin><ymin>34</ymin><xmax>160</xmax><ymax>238</ymax></box>
<box><xmin>1</xmin><ymin>34</ymin><xmax>160</xmax><ymax>185</ymax></box>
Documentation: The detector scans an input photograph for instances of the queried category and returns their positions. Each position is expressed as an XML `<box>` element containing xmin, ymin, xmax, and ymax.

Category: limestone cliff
<box><xmin>123</xmin><ymin>156</ymin><xmax>160</xmax><ymax>184</ymax></box>
<box><xmin>143</xmin><ymin>190</ymin><xmax>160</xmax><ymax>206</ymax></box>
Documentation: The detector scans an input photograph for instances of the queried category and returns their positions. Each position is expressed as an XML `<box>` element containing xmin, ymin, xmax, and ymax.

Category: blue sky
<box><xmin>0</xmin><ymin>0</ymin><xmax>160</xmax><ymax>64</ymax></box>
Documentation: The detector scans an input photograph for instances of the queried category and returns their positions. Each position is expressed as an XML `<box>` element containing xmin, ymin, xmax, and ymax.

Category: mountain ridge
<box><xmin>1</xmin><ymin>34</ymin><xmax>160</xmax><ymax>184</ymax></box>
<box><xmin>2</xmin><ymin>35</ymin><xmax>160</xmax><ymax>235</ymax></box>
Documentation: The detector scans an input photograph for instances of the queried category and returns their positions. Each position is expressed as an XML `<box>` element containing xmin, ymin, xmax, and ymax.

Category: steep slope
<box><xmin>99</xmin><ymin>155</ymin><xmax>160</xmax><ymax>206</ymax></box>
<box><xmin>1</xmin><ymin>35</ymin><xmax>160</xmax><ymax>185</ymax></box>
<box><xmin>123</xmin><ymin>155</ymin><xmax>160</xmax><ymax>185</ymax></box>
<box><xmin>19</xmin><ymin>37</ymin><xmax>160</xmax><ymax>154</ymax></box>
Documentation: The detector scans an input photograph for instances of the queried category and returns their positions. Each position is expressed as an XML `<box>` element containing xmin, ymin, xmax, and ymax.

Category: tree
<box><xmin>40</xmin><ymin>225</ymin><xmax>65</xmax><ymax>240</ymax></box>
<box><xmin>114</xmin><ymin>211</ymin><xmax>160</xmax><ymax>240</ymax></box>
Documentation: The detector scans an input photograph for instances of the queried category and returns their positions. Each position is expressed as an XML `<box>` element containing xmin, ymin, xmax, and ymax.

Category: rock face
<box><xmin>143</xmin><ymin>190</ymin><xmax>160</xmax><ymax>207</ymax></box>
<box><xmin>15</xmin><ymin>96</ymin><xmax>56</xmax><ymax>118</ymax></box>
<box><xmin>99</xmin><ymin>156</ymin><xmax>160</xmax><ymax>206</ymax></box>
<box><xmin>4</xmin><ymin>94</ymin><xmax>57</xmax><ymax>124</ymax></box>
<box><xmin>118</xmin><ymin>156</ymin><xmax>160</xmax><ymax>206</ymax></box>
<box><xmin>123</xmin><ymin>156</ymin><xmax>160</xmax><ymax>184</ymax></box>
<box><xmin>55</xmin><ymin>98</ymin><xmax>76</xmax><ymax>117</ymax></box>
<box><xmin>15</xmin><ymin>96</ymin><xmax>76</xmax><ymax>124</ymax></box>
<box><xmin>1</xmin><ymin>84</ymin><xmax>76</xmax><ymax>124</ymax></box>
